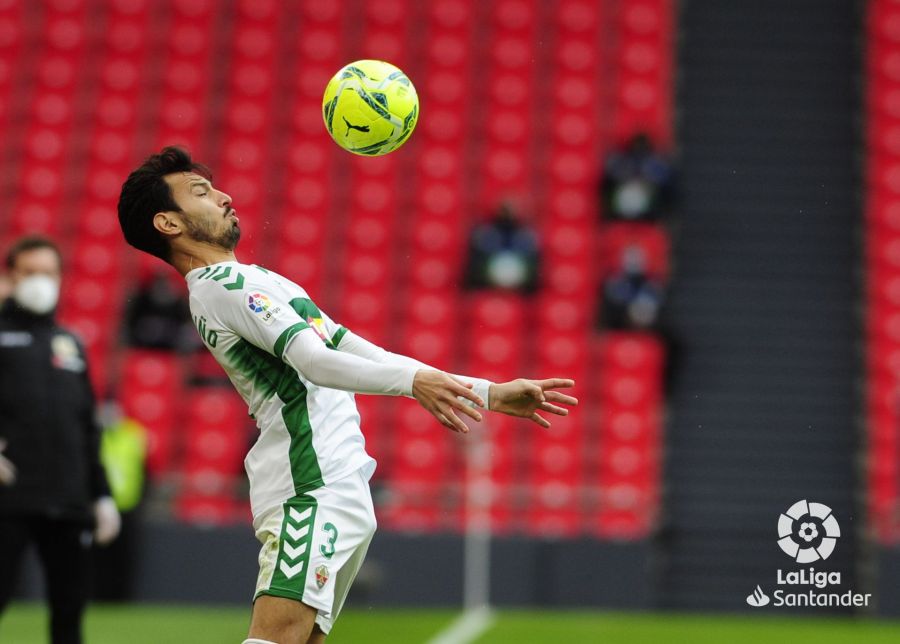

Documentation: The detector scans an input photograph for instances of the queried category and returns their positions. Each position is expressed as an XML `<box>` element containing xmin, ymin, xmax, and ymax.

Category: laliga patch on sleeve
<box><xmin>246</xmin><ymin>292</ymin><xmax>283</xmax><ymax>326</ymax></box>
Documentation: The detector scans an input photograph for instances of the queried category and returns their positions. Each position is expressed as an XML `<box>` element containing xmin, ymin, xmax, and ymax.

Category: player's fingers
<box><xmin>449</xmin><ymin>381</ymin><xmax>484</xmax><ymax>408</ymax></box>
<box><xmin>449</xmin><ymin>376</ymin><xmax>475</xmax><ymax>389</ymax></box>
<box><xmin>436</xmin><ymin>412</ymin><xmax>459</xmax><ymax>433</ymax></box>
<box><xmin>530</xmin><ymin>413</ymin><xmax>551</xmax><ymax>429</ymax></box>
<box><xmin>439</xmin><ymin>405</ymin><xmax>470</xmax><ymax>433</ymax></box>
<box><xmin>538</xmin><ymin>378</ymin><xmax>575</xmax><ymax>390</ymax></box>
<box><xmin>447</xmin><ymin>397</ymin><xmax>483</xmax><ymax>422</ymax></box>
<box><xmin>539</xmin><ymin>402</ymin><xmax>569</xmax><ymax>416</ymax></box>
<box><xmin>543</xmin><ymin>391</ymin><xmax>579</xmax><ymax>406</ymax></box>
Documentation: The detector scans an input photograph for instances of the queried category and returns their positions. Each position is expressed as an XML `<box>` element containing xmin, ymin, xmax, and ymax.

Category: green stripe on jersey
<box><xmin>223</xmin><ymin>339</ymin><xmax>324</xmax><ymax>493</ymax></box>
<box><xmin>288</xmin><ymin>297</ymin><xmax>321</xmax><ymax>320</ymax></box>
<box><xmin>287</xmin><ymin>298</ymin><xmax>342</xmax><ymax>349</ymax></box>
<box><xmin>331</xmin><ymin>326</ymin><xmax>348</xmax><ymax>347</ymax></box>
<box><xmin>274</xmin><ymin>322</ymin><xmax>310</xmax><ymax>359</ymax></box>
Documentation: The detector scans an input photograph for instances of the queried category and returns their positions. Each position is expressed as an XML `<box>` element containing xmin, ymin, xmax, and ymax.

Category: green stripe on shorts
<box><xmin>268</xmin><ymin>495</ymin><xmax>318</xmax><ymax>600</ymax></box>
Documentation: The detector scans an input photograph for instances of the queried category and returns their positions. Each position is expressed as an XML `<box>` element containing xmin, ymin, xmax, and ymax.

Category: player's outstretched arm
<box><xmin>332</xmin><ymin>328</ymin><xmax>492</xmax><ymax>411</ymax></box>
<box><xmin>282</xmin><ymin>330</ymin><xmax>485</xmax><ymax>430</ymax></box>
<box><xmin>488</xmin><ymin>378</ymin><xmax>578</xmax><ymax>428</ymax></box>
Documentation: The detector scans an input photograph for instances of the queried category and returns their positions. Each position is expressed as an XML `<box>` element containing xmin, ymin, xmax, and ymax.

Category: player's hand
<box><xmin>412</xmin><ymin>370</ymin><xmax>485</xmax><ymax>433</ymax></box>
<box><xmin>0</xmin><ymin>439</ymin><xmax>16</xmax><ymax>486</ymax></box>
<box><xmin>489</xmin><ymin>378</ymin><xmax>578</xmax><ymax>428</ymax></box>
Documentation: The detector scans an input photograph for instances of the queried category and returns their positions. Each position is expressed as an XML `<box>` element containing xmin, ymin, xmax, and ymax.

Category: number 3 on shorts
<box><xmin>320</xmin><ymin>522</ymin><xmax>339</xmax><ymax>559</ymax></box>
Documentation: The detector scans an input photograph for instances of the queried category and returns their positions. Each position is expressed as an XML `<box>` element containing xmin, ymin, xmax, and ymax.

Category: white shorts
<box><xmin>252</xmin><ymin>467</ymin><xmax>377</xmax><ymax>634</ymax></box>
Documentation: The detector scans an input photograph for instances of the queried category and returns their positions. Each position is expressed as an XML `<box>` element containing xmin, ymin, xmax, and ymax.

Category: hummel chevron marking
<box><xmin>282</xmin><ymin>541</ymin><xmax>308</xmax><ymax>561</ymax></box>
<box><xmin>285</xmin><ymin>523</ymin><xmax>309</xmax><ymax>541</ymax></box>
<box><xmin>223</xmin><ymin>273</ymin><xmax>245</xmax><ymax>291</ymax></box>
<box><xmin>211</xmin><ymin>266</ymin><xmax>232</xmax><ymax>281</ymax></box>
<box><xmin>279</xmin><ymin>560</ymin><xmax>304</xmax><ymax>579</ymax></box>
<box><xmin>289</xmin><ymin>507</ymin><xmax>313</xmax><ymax>524</ymax></box>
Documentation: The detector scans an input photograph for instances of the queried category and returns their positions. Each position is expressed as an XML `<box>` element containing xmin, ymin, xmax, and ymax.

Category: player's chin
<box><xmin>222</xmin><ymin>224</ymin><xmax>241</xmax><ymax>249</ymax></box>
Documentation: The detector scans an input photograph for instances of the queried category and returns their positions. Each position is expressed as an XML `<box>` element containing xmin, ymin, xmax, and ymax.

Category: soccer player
<box><xmin>117</xmin><ymin>147</ymin><xmax>577</xmax><ymax>644</ymax></box>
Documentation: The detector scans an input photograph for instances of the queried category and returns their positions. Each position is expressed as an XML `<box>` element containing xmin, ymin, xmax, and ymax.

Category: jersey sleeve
<box><xmin>335</xmin><ymin>329</ymin><xmax>491</xmax><ymax>408</ymax></box>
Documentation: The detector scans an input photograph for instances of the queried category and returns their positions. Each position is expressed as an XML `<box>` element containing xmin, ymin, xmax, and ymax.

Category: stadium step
<box><xmin>658</xmin><ymin>0</ymin><xmax>860</xmax><ymax>611</ymax></box>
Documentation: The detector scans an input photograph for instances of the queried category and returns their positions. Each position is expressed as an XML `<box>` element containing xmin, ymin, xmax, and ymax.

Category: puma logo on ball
<box><xmin>343</xmin><ymin>116</ymin><xmax>370</xmax><ymax>135</ymax></box>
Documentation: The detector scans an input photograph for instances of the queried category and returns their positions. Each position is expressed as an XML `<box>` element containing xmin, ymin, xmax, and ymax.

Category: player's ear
<box><xmin>152</xmin><ymin>211</ymin><xmax>183</xmax><ymax>239</ymax></box>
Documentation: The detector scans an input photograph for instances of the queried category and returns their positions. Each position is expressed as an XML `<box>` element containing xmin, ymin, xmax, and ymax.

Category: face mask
<box><xmin>13</xmin><ymin>275</ymin><xmax>60</xmax><ymax>315</ymax></box>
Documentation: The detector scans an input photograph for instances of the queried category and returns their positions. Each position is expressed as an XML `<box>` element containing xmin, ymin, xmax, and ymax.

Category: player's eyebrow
<box><xmin>189</xmin><ymin>179</ymin><xmax>212</xmax><ymax>191</ymax></box>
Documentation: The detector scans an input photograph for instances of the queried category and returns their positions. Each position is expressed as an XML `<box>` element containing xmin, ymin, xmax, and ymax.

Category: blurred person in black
<box><xmin>463</xmin><ymin>199</ymin><xmax>540</xmax><ymax>294</ymax></box>
<box><xmin>600</xmin><ymin>132</ymin><xmax>675</xmax><ymax>222</ymax></box>
<box><xmin>599</xmin><ymin>244</ymin><xmax>665</xmax><ymax>331</ymax></box>
<box><xmin>123</xmin><ymin>268</ymin><xmax>195</xmax><ymax>351</ymax></box>
<box><xmin>0</xmin><ymin>236</ymin><xmax>120</xmax><ymax>644</ymax></box>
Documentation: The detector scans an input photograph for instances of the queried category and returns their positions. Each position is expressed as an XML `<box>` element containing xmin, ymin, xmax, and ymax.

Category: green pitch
<box><xmin>3</xmin><ymin>603</ymin><xmax>900</xmax><ymax>643</ymax></box>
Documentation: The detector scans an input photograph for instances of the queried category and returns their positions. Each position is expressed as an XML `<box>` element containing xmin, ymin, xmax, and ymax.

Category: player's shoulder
<box><xmin>187</xmin><ymin>261</ymin><xmax>309</xmax><ymax>312</ymax></box>
<box><xmin>189</xmin><ymin>262</ymin><xmax>287</xmax><ymax>295</ymax></box>
<box><xmin>188</xmin><ymin>261</ymin><xmax>252</xmax><ymax>293</ymax></box>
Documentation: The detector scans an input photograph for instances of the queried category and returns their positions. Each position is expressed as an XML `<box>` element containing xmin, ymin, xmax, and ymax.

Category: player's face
<box><xmin>164</xmin><ymin>172</ymin><xmax>240</xmax><ymax>250</ymax></box>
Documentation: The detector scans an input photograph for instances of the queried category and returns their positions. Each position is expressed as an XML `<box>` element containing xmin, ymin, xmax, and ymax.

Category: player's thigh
<box><xmin>307</xmin><ymin>623</ymin><xmax>327</xmax><ymax>644</ymax></box>
<box><xmin>307</xmin><ymin>470</ymin><xmax>377</xmax><ymax>634</ymax></box>
<box><xmin>248</xmin><ymin>594</ymin><xmax>318</xmax><ymax>642</ymax></box>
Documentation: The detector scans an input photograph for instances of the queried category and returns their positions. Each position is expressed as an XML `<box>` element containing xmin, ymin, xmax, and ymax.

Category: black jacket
<box><xmin>0</xmin><ymin>299</ymin><xmax>109</xmax><ymax>520</ymax></box>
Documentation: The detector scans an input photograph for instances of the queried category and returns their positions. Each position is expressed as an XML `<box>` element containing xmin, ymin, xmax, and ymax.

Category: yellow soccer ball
<box><xmin>322</xmin><ymin>59</ymin><xmax>419</xmax><ymax>156</ymax></box>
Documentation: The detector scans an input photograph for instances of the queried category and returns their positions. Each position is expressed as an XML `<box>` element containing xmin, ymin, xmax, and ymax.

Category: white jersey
<box><xmin>185</xmin><ymin>261</ymin><xmax>375</xmax><ymax>518</ymax></box>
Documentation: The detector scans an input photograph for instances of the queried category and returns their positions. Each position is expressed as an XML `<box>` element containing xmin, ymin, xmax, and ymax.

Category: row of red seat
<box><xmin>867</xmin><ymin>0</ymin><xmax>900</xmax><ymax>544</ymax></box>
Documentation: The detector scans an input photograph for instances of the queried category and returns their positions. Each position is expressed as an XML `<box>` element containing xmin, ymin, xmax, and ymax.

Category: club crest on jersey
<box><xmin>315</xmin><ymin>564</ymin><xmax>329</xmax><ymax>589</ymax></box>
<box><xmin>247</xmin><ymin>292</ymin><xmax>281</xmax><ymax>325</ymax></box>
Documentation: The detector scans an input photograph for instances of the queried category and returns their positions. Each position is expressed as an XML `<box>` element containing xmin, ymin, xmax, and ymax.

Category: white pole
<box><xmin>462</xmin><ymin>419</ymin><xmax>492</xmax><ymax>612</ymax></box>
<box><xmin>427</xmin><ymin>421</ymin><xmax>496</xmax><ymax>644</ymax></box>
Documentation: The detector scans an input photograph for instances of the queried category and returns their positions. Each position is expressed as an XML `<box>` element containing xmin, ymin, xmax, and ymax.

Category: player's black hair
<box><xmin>117</xmin><ymin>146</ymin><xmax>211</xmax><ymax>262</ymax></box>
<box><xmin>5</xmin><ymin>235</ymin><xmax>62</xmax><ymax>271</ymax></box>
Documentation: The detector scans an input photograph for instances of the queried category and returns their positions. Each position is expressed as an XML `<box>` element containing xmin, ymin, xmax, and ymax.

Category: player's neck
<box><xmin>170</xmin><ymin>243</ymin><xmax>238</xmax><ymax>277</ymax></box>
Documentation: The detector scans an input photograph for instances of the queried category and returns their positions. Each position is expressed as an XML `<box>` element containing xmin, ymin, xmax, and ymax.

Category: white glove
<box><xmin>0</xmin><ymin>439</ymin><xmax>16</xmax><ymax>486</ymax></box>
<box><xmin>93</xmin><ymin>496</ymin><xmax>121</xmax><ymax>546</ymax></box>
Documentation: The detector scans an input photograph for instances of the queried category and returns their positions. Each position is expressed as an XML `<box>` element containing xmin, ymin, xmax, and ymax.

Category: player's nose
<box><xmin>217</xmin><ymin>189</ymin><xmax>232</xmax><ymax>208</ymax></box>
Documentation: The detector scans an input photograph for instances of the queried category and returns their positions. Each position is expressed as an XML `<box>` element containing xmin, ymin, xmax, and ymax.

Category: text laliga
<box><xmin>777</xmin><ymin>568</ymin><xmax>841</xmax><ymax>589</ymax></box>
